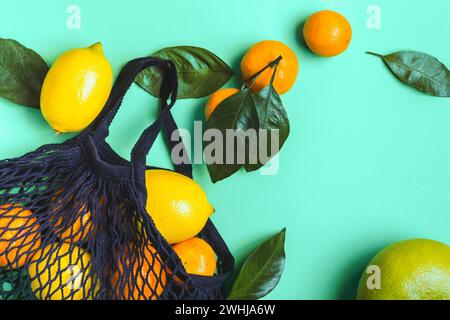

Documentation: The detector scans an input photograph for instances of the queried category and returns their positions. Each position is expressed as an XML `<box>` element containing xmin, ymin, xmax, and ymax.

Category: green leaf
<box><xmin>367</xmin><ymin>50</ymin><xmax>450</xmax><ymax>97</ymax></box>
<box><xmin>228</xmin><ymin>228</ymin><xmax>286</xmax><ymax>300</ymax></box>
<box><xmin>135</xmin><ymin>46</ymin><xmax>234</xmax><ymax>99</ymax></box>
<box><xmin>245</xmin><ymin>84</ymin><xmax>290</xmax><ymax>172</ymax></box>
<box><xmin>205</xmin><ymin>89</ymin><xmax>259</xmax><ymax>183</ymax></box>
<box><xmin>0</xmin><ymin>38</ymin><xmax>49</xmax><ymax>108</ymax></box>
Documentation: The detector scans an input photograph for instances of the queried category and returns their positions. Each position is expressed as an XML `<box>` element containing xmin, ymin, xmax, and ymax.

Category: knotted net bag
<box><xmin>0</xmin><ymin>56</ymin><xmax>234</xmax><ymax>300</ymax></box>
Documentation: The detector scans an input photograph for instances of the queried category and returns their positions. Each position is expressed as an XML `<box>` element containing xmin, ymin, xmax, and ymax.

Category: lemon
<box><xmin>145</xmin><ymin>170</ymin><xmax>214</xmax><ymax>244</ymax></box>
<box><xmin>40</xmin><ymin>42</ymin><xmax>113</xmax><ymax>133</ymax></box>
<box><xmin>357</xmin><ymin>239</ymin><xmax>450</xmax><ymax>300</ymax></box>
<box><xmin>28</xmin><ymin>243</ymin><xmax>98</xmax><ymax>300</ymax></box>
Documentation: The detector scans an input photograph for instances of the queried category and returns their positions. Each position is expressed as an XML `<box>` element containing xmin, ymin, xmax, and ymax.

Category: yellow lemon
<box><xmin>145</xmin><ymin>170</ymin><xmax>214</xmax><ymax>244</ymax></box>
<box><xmin>28</xmin><ymin>242</ymin><xmax>98</xmax><ymax>300</ymax></box>
<box><xmin>357</xmin><ymin>239</ymin><xmax>450</xmax><ymax>300</ymax></box>
<box><xmin>40</xmin><ymin>42</ymin><xmax>113</xmax><ymax>133</ymax></box>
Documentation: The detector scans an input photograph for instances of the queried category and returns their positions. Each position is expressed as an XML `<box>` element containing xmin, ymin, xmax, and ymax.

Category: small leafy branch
<box><xmin>205</xmin><ymin>55</ymin><xmax>290</xmax><ymax>182</ymax></box>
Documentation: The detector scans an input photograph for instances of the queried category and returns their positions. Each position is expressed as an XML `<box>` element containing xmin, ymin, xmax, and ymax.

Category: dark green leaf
<box><xmin>367</xmin><ymin>50</ymin><xmax>450</xmax><ymax>97</ymax></box>
<box><xmin>0</xmin><ymin>38</ymin><xmax>49</xmax><ymax>108</ymax></box>
<box><xmin>228</xmin><ymin>228</ymin><xmax>286</xmax><ymax>300</ymax></box>
<box><xmin>245</xmin><ymin>85</ymin><xmax>290</xmax><ymax>172</ymax></box>
<box><xmin>205</xmin><ymin>89</ymin><xmax>259</xmax><ymax>183</ymax></box>
<box><xmin>135</xmin><ymin>46</ymin><xmax>234</xmax><ymax>99</ymax></box>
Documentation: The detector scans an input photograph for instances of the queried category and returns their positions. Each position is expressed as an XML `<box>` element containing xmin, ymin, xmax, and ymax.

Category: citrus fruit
<box><xmin>28</xmin><ymin>242</ymin><xmax>97</xmax><ymax>300</ymax></box>
<box><xmin>303</xmin><ymin>10</ymin><xmax>352</xmax><ymax>57</ymax></box>
<box><xmin>50</xmin><ymin>192</ymin><xmax>93</xmax><ymax>244</ymax></box>
<box><xmin>205</xmin><ymin>88</ymin><xmax>240</xmax><ymax>120</ymax></box>
<box><xmin>241</xmin><ymin>40</ymin><xmax>299</xmax><ymax>94</ymax></box>
<box><xmin>357</xmin><ymin>239</ymin><xmax>450</xmax><ymax>300</ymax></box>
<box><xmin>0</xmin><ymin>204</ymin><xmax>41</xmax><ymax>269</ymax></box>
<box><xmin>145</xmin><ymin>170</ymin><xmax>214</xmax><ymax>244</ymax></box>
<box><xmin>53</xmin><ymin>209</ymin><xmax>91</xmax><ymax>244</ymax></box>
<box><xmin>173</xmin><ymin>237</ymin><xmax>217</xmax><ymax>276</ymax></box>
<box><xmin>112</xmin><ymin>243</ymin><xmax>166</xmax><ymax>300</ymax></box>
<box><xmin>40</xmin><ymin>42</ymin><xmax>113</xmax><ymax>133</ymax></box>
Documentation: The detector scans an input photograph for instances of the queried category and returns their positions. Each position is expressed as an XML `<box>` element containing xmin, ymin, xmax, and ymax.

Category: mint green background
<box><xmin>0</xmin><ymin>0</ymin><xmax>449</xmax><ymax>299</ymax></box>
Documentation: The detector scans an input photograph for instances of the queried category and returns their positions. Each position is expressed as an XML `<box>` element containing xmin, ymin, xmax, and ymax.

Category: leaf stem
<box><xmin>270</xmin><ymin>62</ymin><xmax>280</xmax><ymax>85</ymax></box>
<box><xmin>366</xmin><ymin>51</ymin><xmax>384</xmax><ymax>58</ymax></box>
<box><xmin>243</xmin><ymin>55</ymin><xmax>283</xmax><ymax>87</ymax></box>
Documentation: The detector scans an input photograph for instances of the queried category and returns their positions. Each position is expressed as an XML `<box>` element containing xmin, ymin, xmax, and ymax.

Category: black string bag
<box><xmin>0</xmin><ymin>56</ymin><xmax>234</xmax><ymax>300</ymax></box>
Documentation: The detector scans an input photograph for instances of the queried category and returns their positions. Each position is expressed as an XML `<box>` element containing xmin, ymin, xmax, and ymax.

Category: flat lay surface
<box><xmin>0</xmin><ymin>0</ymin><xmax>449</xmax><ymax>299</ymax></box>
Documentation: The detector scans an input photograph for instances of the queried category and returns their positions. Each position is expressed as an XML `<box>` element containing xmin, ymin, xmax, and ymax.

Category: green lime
<box><xmin>357</xmin><ymin>239</ymin><xmax>450</xmax><ymax>300</ymax></box>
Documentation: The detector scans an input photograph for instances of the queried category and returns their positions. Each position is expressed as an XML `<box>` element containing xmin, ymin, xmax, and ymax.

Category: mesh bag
<box><xmin>0</xmin><ymin>56</ymin><xmax>234</xmax><ymax>300</ymax></box>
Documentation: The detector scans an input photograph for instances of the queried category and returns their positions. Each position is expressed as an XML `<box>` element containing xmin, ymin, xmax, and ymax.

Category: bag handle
<box><xmin>88</xmin><ymin>56</ymin><xmax>192</xmax><ymax>177</ymax></box>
